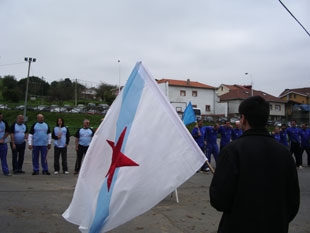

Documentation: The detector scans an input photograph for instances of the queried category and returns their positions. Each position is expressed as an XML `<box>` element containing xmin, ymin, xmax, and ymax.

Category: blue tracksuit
<box><xmin>218</xmin><ymin>126</ymin><xmax>232</xmax><ymax>148</ymax></box>
<box><xmin>205</xmin><ymin>126</ymin><xmax>219</xmax><ymax>164</ymax></box>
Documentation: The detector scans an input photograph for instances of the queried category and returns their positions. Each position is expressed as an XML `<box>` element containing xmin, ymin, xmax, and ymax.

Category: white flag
<box><xmin>63</xmin><ymin>61</ymin><xmax>206</xmax><ymax>233</ymax></box>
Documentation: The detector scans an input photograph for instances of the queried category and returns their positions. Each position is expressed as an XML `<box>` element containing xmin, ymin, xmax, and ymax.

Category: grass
<box><xmin>2</xmin><ymin>110</ymin><xmax>104</xmax><ymax>135</ymax></box>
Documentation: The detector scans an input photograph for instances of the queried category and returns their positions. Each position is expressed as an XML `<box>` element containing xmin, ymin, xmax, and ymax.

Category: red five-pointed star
<box><xmin>105</xmin><ymin>127</ymin><xmax>139</xmax><ymax>191</ymax></box>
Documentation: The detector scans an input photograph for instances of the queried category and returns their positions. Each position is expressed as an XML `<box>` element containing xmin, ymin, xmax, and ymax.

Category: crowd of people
<box><xmin>0</xmin><ymin>112</ymin><xmax>94</xmax><ymax>176</ymax></box>
<box><xmin>193</xmin><ymin>112</ymin><xmax>310</xmax><ymax>171</ymax></box>
<box><xmin>271</xmin><ymin>120</ymin><xmax>310</xmax><ymax>169</ymax></box>
<box><xmin>192</xmin><ymin>119</ymin><xmax>243</xmax><ymax>172</ymax></box>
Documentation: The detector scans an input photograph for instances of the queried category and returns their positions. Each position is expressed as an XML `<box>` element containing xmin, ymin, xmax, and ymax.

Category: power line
<box><xmin>278</xmin><ymin>0</ymin><xmax>310</xmax><ymax>38</ymax></box>
<box><xmin>0</xmin><ymin>62</ymin><xmax>26</xmax><ymax>67</ymax></box>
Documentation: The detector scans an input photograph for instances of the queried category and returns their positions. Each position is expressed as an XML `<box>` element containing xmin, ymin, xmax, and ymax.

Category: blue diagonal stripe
<box><xmin>89</xmin><ymin>62</ymin><xmax>145</xmax><ymax>232</ymax></box>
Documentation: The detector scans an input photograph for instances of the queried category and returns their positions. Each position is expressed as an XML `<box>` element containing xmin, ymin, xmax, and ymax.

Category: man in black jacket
<box><xmin>210</xmin><ymin>96</ymin><xmax>300</xmax><ymax>233</ymax></box>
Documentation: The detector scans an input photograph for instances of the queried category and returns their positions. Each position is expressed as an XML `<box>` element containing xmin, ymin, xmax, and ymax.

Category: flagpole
<box><xmin>205</xmin><ymin>160</ymin><xmax>215</xmax><ymax>174</ymax></box>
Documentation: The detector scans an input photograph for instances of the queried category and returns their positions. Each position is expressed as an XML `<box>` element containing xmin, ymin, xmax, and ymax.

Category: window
<box><xmin>180</xmin><ymin>90</ymin><xmax>186</xmax><ymax>96</ymax></box>
<box><xmin>205</xmin><ymin>105</ymin><xmax>210</xmax><ymax>112</ymax></box>
<box><xmin>270</xmin><ymin>104</ymin><xmax>273</xmax><ymax>110</ymax></box>
<box><xmin>192</xmin><ymin>90</ymin><xmax>197</xmax><ymax>97</ymax></box>
<box><xmin>275</xmin><ymin>105</ymin><xmax>281</xmax><ymax>111</ymax></box>
<box><xmin>176</xmin><ymin>107</ymin><xmax>182</xmax><ymax>113</ymax></box>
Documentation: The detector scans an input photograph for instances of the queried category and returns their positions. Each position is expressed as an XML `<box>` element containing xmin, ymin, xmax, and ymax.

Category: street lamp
<box><xmin>245</xmin><ymin>72</ymin><xmax>253</xmax><ymax>96</ymax></box>
<box><xmin>23</xmin><ymin>57</ymin><xmax>36</xmax><ymax>121</ymax></box>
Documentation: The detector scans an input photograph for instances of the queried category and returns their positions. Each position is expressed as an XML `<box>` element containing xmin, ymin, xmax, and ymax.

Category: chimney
<box><xmin>186</xmin><ymin>79</ymin><xmax>190</xmax><ymax>85</ymax></box>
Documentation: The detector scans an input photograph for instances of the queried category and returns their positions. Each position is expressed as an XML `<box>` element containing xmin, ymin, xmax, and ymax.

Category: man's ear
<box><xmin>240</xmin><ymin>114</ymin><xmax>249</xmax><ymax>130</ymax></box>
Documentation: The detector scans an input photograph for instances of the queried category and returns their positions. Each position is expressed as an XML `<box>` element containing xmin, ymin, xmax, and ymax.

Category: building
<box><xmin>279</xmin><ymin>87</ymin><xmax>310</xmax><ymax>123</ymax></box>
<box><xmin>217</xmin><ymin>84</ymin><xmax>286</xmax><ymax>121</ymax></box>
<box><xmin>157</xmin><ymin>78</ymin><xmax>216</xmax><ymax>118</ymax></box>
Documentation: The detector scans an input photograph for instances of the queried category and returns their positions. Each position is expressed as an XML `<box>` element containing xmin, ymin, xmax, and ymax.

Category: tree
<box><xmin>97</xmin><ymin>82</ymin><xmax>117</xmax><ymax>105</ymax></box>
<box><xmin>2</xmin><ymin>75</ymin><xmax>21</xmax><ymax>102</ymax></box>
<box><xmin>17</xmin><ymin>76</ymin><xmax>50</xmax><ymax>98</ymax></box>
<box><xmin>48</xmin><ymin>78</ymin><xmax>86</xmax><ymax>104</ymax></box>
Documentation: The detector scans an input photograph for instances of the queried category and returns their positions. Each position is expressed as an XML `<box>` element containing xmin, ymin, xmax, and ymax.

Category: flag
<box><xmin>182</xmin><ymin>101</ymin><xmax>196</xmax><ymax>125</ymax></box>
<box><xmin>62</xmin><ymin>62</ymin><xmax>206</xmax><ymax>233</ymax></box>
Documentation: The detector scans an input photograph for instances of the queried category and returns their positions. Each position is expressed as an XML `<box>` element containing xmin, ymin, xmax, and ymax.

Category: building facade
<box><xmin>157</xmin><ymin>79</ymin><xmax>216</xmax><ymax>117</ymax></box>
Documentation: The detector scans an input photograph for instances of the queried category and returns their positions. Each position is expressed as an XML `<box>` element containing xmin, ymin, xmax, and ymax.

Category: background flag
<box><xmin>63</xmin><ymin>62</ymin><xmax>206</xmax><ymax>233</ymax></box>
<box><xmin>182</xmin><ymin>101</ymin><xmax>196</xmax><ymax>125</ymax></box>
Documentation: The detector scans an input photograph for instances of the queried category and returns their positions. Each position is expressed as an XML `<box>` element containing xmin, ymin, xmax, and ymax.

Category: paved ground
<box><xmin>0</xmin><ymin>137</ymin><xmax>309</xmax><ymax>233</ymax></box>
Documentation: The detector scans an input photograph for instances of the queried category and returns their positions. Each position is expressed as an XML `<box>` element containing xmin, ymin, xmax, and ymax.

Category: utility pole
<box><xmin>245</xmin><ymin>72</ymin><xmax>253</xmax><ymax>96</ymax></box>
<box><xmin>118</xmin><ymin>60</ymin><xmax>121</xmax><ymax>94</ymax></box>
<box><xmin>23</xmin><ymin>57</ymin><xmax>36</xmax><ymax>121</ymax></box>
<box><xmin>75</xmin><ymin>79</ymin><xmax>78</xmax><ymax>106</ymax></box>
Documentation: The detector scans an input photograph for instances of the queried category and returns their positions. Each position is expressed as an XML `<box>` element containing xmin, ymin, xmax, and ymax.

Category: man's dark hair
<box><xmin>238</xmin><ymin>95</ymin><xmax>269</xmax><ymax>128</ymax></box>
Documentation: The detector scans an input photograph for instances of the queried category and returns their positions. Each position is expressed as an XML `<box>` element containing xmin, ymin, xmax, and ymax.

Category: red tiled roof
<box><xmin>220</xmin><ymin>88</ymin><xmax>285</xmax><ymax>103</ymax></box>
<box><xmin>279</xmin><ymin>87</ymin><xmax>310</xmax><ymax>97</ymax></box>
<box><xmin>157</xmin><ymin>78</ymin><xmax>215</xmax><ymax>89</ymax></box>
<box><xmin>222</xmin><ymin>84</ymin><xmax>252</xmax><ymax>91</ymax></box>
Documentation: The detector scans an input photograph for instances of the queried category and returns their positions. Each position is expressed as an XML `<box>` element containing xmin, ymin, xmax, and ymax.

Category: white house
<box><xmin>157</xmin><ymin>78</ymin><xmax>216</xmax><ymax>117</ymax></box>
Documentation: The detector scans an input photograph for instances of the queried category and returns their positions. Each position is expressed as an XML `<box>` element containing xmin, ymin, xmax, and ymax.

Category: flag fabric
<box><xmin>182</xmin><ymin>101</ymin><xmax>196</xmax><ymax>125</ymax></box>
<box><xmin>62</xmin><ymin>62</ymin><xmax>206</xmax><ymax>233</ymax></box>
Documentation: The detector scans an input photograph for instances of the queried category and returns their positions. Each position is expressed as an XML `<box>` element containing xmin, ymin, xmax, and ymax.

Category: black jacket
<box><xmin>210</xmin><ymin>128</ymin><xmax>300</xmax><ymax>233</ymax></box>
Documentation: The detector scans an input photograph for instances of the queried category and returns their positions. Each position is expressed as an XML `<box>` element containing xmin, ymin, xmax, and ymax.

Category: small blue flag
<box><xmin>182</xmin><ymin>102</ymin><xmax>196</xmax><ymax>125</ymax></box>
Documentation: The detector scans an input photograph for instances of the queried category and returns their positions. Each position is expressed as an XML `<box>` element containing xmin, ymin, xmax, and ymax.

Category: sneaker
<box><xmin>13</xmin><ymin>170</ymin><xmax>19</xmax><ymax>174</ymax></box>
<box><xmin>18</xmin><ymin>170</ymin><xmax>25</xmax><ymax>174</ymax></box>
<box><xmin>204</xmin><ymin>168</ymin><xmax>210</xmax><ymax>172</ymax></box>
<box><xmin>42</xmin><ymin>171</ymin><xmax>51</xmax><ymax>175</ymax></box>
<box><xmin>4</xmin><ymin>173</ymin><xmax>12</xmax><ymax>176</ymax></box>
<box><xmin>54</xmin><ymin>171</ymin><xmax>59</xmax><ymax>175</ymax></box>
<box><xmin>298</xmin><ymin>166</ymin><xmax>303</xmax><ymax>169</ymax></box>
<box><xmin>32</xmin><ymin>171</ymin><xmax>39</xmax><ymax>175</ymax></box>
<box><xmin>64</xmin><ymin>171</ymin><xmax>69</xmax><ymax>175</ymax></box>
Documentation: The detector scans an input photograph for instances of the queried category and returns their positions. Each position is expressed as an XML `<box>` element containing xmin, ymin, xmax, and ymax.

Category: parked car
<box><xmin>50</xmin><ymin>107</ymin><xmax>68</xmax><ymax>113</ymax></box>
<box><xmin>217</xmin><ymin>117</ymin><xmax>228</xmax><ymax>123</ymax></box>
<box><xmin>274</xmin><ymin>121</ymin><xmax>283</xmax><ymax>127</ymax></box>
<box><xmin>15</xmin><ymin>105</ymin><xmax>25</xmax><ymax>110</ymax></box>
<box><xmin>266</xmin><ymin>120</ymin><xmax>274</xmax><ymax>126</ymax></box>
<box><xmin>101</xmin><ymin>109</ymin><xmax>109</xmax><ymax>115</ymax></box>
<box><xmin>87</xmin><ymin>109</ymin><xmax>100</xmax><ymax>115</ymax></box>
<box><xmin>203</xmin><ymin>116</ymin><xmax>214</xmax><ymax>122</ymax></box>
<box><xmin>0</xmin><ymin>104</ymin><xmax>9</xmax><ymax>110</ymax></box>
<box><xmin>98</xmin><ymin>104</ymin><xmax>110</xmax><ymax>110</ymax></box>
<box><xmin>193</xmin><ymin>108</ymin><xmax>202</xmax><ymax>120</ymax></box>
<box><xmin>70</xmin><ymin>107</ymin><xmax>82</xmax><ymax>113</ymax></box>
<box><xmin>230</xmin><ymin>117</ymin><xmax>239</xmax><ymax>124</ymax></box>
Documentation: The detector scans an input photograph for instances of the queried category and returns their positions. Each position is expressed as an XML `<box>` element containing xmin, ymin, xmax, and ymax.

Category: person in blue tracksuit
<box><xmin>10</xmin><ymin>114</ymin><xmax>28</xmax><ymax>174</ymax></box>
<box><xmin>74</xmin><ymin>119</ymin><xmax>94</xmax><ymax>175</ymax></box>
<box><xmin>279</xmin><ymin>124</ymin><xmax>289</xmax><ymax>147</ymax></box>
<box><xmin>0</xmin><ymin>112</ymin><xmax>11</xmax><ymax>176</ymax></box>
<box><xmin>205</xmin><ymin>123</ymin><xmax>220</xmax><ymax>165</ymax></box>
<box><xmin>28</xmin><ymin>114</ymin><xmax>52</xmax><ymax>175</ymax></box>
<box><xmin>52</xmin><ymin>117</ymin><xmax>70</xmax><ymax>175</ymax></box>
<box><xmin>231</xmin><ymin>121</ymin><xmax>243</xmax><ymax>141</ymax></box>
<box><xmin>192</xmin><ymin>120</ymin><xmax>208</xmax><ymax>171</ymax></box>
<box><xmin>299</xmin><ymin>123</ymin><xmax>310</xmax><ymax>167</ymax></box>
<box><xmin>218</xmin><ymin>121</ymin><xmax>233</xmax><ymax>149</ymax></box>
<box><xmin>287</xmin><ymin>120</ymin><xmax>302</xmax><ymax>168</ymax></box>
<box><xmin>271</xmin><ymin>126</ymin><xmax>281</xmax><ymax>143</ymax></box>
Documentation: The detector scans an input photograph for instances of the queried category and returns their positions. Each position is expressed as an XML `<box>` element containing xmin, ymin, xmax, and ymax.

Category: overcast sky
<box><xmin>1</xmin><ymin>0</ymin><xmax>309</xmax><ymax>96</ymax></box>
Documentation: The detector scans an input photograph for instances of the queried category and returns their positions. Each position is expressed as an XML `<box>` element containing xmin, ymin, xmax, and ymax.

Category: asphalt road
<box><xmin>0</xmin><ymin>137</ymin><xmax>309</xmax><ymax>233</ymax></box>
